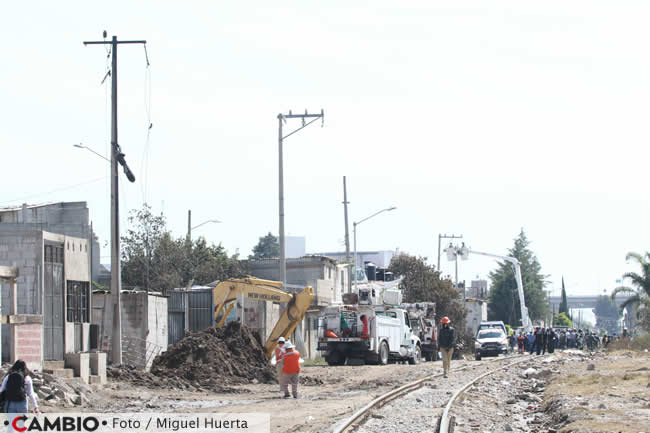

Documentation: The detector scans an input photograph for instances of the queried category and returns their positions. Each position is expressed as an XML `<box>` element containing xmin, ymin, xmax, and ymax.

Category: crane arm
<box><xmin>467</xmin><ymin>249</ymin><xmax>532</xmax><ymax>330</ymax></box>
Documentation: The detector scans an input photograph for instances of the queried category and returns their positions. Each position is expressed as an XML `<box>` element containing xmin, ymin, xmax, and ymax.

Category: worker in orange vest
<box><xmin>281</xmin><ymin>341</ymin><xmax>300</xmax><ymax>399</ymax></box>
<box><xmin>274</xmin><ymin>337</ymin><xmax>286</xmax><ymax>393</ymax></box>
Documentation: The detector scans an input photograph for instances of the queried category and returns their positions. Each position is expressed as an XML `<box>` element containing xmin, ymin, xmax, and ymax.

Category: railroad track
<box><xmin>331</xmin><ymin>354</ymin><xmax>530</xmax><ymax>433</ymax></box>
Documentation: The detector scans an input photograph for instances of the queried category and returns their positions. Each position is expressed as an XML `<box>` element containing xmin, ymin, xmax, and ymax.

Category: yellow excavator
<box><xmin>212</xmin><ymin>277</ymin><xmax>314</xmax><ymax>359</ymax></box>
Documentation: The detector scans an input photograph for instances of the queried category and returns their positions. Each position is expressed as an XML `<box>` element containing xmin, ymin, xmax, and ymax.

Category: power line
<box><xmin>0</xmin><ymin>177</ymin><xmax>107</xmax><ymax>205</ymax></box>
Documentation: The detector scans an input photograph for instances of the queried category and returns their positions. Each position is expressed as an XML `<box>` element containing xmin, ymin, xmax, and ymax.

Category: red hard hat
<box><xmin>441</xmin><ymin>316</ymin><xmax>450</xmax><ymax>324</ymax></box>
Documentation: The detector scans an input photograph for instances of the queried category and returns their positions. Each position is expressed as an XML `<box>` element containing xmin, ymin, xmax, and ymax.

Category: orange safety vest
<box><xmin>282</xmin><ymin>350</ymin><xmax>300</xmax><ymax>374</ymax></box>
<box><xmin>275</xmin><ymin>346</ymin><xmax>285</xmax><ymax>362</ymax></box>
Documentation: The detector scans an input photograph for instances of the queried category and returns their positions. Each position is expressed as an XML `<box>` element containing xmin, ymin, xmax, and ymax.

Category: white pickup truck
<box><xmin>318</xmin><ymin>300</ymin><xmax>421</xmax><ymax>366</ymax></box>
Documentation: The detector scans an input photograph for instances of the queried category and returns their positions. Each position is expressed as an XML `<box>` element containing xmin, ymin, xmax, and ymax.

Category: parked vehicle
<box><xmin>476</xmin><ymin>320</ymin><xmax>507</xmax><ymax>336</ymax></box>
<box><xmin>318</xmin><ymin>288</ymin><xmax>421</xmax><ymax>366</ymax></box>
<box><xmin>474</xmin><ymin>328</ymin><xmax>509</xmax><ymax>360</ymax></box>
<box><xmin>401</xmin><ymin>302</ymin><xmax>438</xmax><ymax>361</ymax></box>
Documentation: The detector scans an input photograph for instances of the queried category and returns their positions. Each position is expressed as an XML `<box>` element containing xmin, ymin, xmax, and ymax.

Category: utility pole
<box><xmin>277</xmin><ymin>109</ymin><xmax>324</xmax><ymax>284</ymax></box>
<box><xmin>343</xmin><ymin>176</ymin><xmax>351</xmax><ymax>293</ymax></box>
<box><xmin>84</xmin><ymin>34</ymin><xmax>143</xmax><ymax>366</ymax></box>
<box><xmin>187</xmin><ymin>209</ymin><xmax>192</xmax><ymax>241</ymax></box>
<box><xmin>437</xmin><ymin>233</ymin><xmax>463</xmax><ymax>272</ymax></box>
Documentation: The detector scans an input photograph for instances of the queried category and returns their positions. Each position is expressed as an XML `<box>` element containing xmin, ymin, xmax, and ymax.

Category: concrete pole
<box><xmin>110</xmin><ymin>36</ymin><xmax>123</xmax><ymax>366</ymax></box>
<box><xmin>353</xmin><ymin>222</ymin><xmax>357</xmax><ymax>292</ymax></box>
<box><xmin>278</xmin><ymin>114</ymin><xmax>286</xmax><ymax>285</ymax></box>
<box><xmin>437</xmin><ymin>234</ymin><xmax>442</xmax><ymax>272</ymax></box>
<box><xmin>343</xmin><ymin>176</ymin><xmax>351</xmax><ymax>293</ymax></box>
<box><xmin>187</xmin><ymin>209</ymin><xmax>192</xmax><ymax>242</ymax></box>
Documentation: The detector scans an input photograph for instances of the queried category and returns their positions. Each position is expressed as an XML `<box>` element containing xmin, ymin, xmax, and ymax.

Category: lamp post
<box><xmin>186</xmin><ymin>211</ymin><xmax>221</xmax><ymax>241</ymax></box>
<box><xmin>352</xmin><ymin>206</ymin><xmax>396</xmax><ymax>291</ymax></box>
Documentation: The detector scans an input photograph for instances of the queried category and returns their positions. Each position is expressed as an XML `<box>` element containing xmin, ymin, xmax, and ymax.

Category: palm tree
<box><xmin>611</xmin><ymin>252</ymin><xmax>650</xmax><ymax>325</ymax></box>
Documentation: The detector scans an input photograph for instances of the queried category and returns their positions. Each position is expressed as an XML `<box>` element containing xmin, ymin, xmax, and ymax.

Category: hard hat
<box><xmin>284</xmin><ymin>341</ymin><xmax>294</xmax><ymax>350</ymax></box>
<box><xmin>441</xmin><ymin>316</ymin><xmax>450</xmax><ymax>324</ymax></box>
<box><xmin>278</xmin><ymin>337</ymin><xmax>285</xmax><ymax>343</ymax></box>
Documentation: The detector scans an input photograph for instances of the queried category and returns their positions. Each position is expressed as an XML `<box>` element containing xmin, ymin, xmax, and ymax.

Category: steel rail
<box><xmin>438</xmin><ymin>357</ymin><xmax>530</xmax><ymax>433</ymax></box>
<box><xmin>331</xmin><ymin>355</ymin><xmax>518</xmax><ymax>433</ymax></box>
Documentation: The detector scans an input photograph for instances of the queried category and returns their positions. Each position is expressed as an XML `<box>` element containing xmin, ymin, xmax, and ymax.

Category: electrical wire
<box><xmin>140</xmin><ymin>46</ymin><xmax>153</xmax><ymax>205</ymax></box>
<box><xmin>0</xmin><ymin>177</ymin><xmax>108</xmax><ymax>206</ymax></box>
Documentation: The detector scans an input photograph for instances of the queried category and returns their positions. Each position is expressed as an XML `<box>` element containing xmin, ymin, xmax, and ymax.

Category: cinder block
<box><xmin>64</xmin><ymin>352</ymin><xmax>90</xmax><ymax>384</ymax></box>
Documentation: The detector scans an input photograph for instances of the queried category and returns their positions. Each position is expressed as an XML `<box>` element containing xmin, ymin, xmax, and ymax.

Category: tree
<box><xmin>121</xmin><ymin>204</ymin><xmax>167</xmax><ymax>290</ymax></box>
<box><xmin>611</xmin><ymin>252</ymin><xmax>650</xmax><ymax>332</ymax></box>
<box><xmin>559</xmin><ymin>276</ymin><xmax>569</xmax><ymax>316</ymax></box>
<box><xmin>388</xmin><ymin>253</ymin><xmax>466</xmax><ymax>328</ymax></box>
<box><xmin>122</xmin><ymin>204</ymin><xmax>244</xmax><ymax>290</ymax></box>
<box><xmin>487</xmin><ymin>229</ymin><xmax>548</xmax><ymax>326</ymax></box>
<box><xmin>250</xmin><ymin>232</ymin><xmax>280</xmax><ymax>260</ymax></box>
<box><xmin>553</xmin><ymin>312</ymin><xmax>572</xmax><ymax>327</ymax></box>
<box><xmin>594</xmin><ymin>295</ymin><xmax>620</xmax><ymax>335</ymax></box>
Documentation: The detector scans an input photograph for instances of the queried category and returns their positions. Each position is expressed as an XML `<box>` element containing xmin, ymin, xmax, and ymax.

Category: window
<box><xmin>67</xmin><ymin>281</ymin><xmax>89</xmax><ymax>323</ymax></box>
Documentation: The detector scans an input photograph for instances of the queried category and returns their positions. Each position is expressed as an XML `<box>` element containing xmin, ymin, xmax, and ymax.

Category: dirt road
<box><xmin>47</xmin><ymin>357</ymin><xmax>483</xmax><ymax>433</ymax></box>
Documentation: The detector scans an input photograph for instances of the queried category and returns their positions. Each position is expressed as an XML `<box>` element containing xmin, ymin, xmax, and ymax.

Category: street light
<box><xmin>352</xmin><ymin>206</ymin><xmax>396</xmax><ymax>291</ymax></box>
<box><xmin>73</xmin><ymin>143</ymin><xmax>110</xmax><ymax>162</ymax></box>
<box><xmin>187</xmin><ymin>219</ymin><xmax>221</xmax><ymax>240</ymax></box>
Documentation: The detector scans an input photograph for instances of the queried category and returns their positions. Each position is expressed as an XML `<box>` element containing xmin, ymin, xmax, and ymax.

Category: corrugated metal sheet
<box><xmin>189</xmin><ymin>289</ymin><xmax>213</xmax><ymax>332</ymax></box>
<box><xmin>167</xmin><ymin>290</ymin><xmax>185</xmax><ymax>345</ymax></box>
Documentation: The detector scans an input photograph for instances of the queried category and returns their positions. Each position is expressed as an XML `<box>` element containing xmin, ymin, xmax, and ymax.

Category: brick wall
<box><xmin>11</xmin><ymin>322</ymin><xmax>43</xmax><ymax>371</ymax></box>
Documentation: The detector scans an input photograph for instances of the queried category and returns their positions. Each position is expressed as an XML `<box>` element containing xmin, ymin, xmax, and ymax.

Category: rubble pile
<box><xmin>151</xmin><ymin>322</ymin><xmax>276</xmax><ymax>387</ymax></box>
<box><xmin>108</xmin><ymin>322</ymin><xmax>276</xmax><ymax>392</ymax></box>
<box><xmin>0</xmin><ymin>365</ymin><xmax>93</xmax><ymax>408</ymax></box>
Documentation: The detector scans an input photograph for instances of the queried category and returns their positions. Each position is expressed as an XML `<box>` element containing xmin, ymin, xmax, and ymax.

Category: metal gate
<box><xmin>43</xmin><ymin>243</ymin><xmax>64</xmax><ymax>360</ymax></box>
<box><xmin>188</xmin><ymin>289</ymin><xmax>213</xmax><ymax>332</ymax></box>
<box><xmin>167</xmin><ymin>291</ymin><xmax>185</xmax><ymax>345</ymax></box>
<box><xmin>167</xmin><ymin>289</ymin><xmax>214</xmax><ymax>345</ymax></box>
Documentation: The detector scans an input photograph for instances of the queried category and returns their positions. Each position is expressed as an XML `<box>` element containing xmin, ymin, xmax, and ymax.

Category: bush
<box><xmin>607</xmin><ymin>334</ymin><xmax>650</xmax><ymax>352</ymax></box>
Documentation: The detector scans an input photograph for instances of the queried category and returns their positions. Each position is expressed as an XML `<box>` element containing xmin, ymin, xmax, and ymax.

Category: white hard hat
<box><xmin>284</xmin><ymin>341</ymin><xmax>294</xmax><ymax>350</ymax></box>
<box><xmin>278</xmin><ymin>337</ymin><xmax>285</xmax><ymax>343</ymax></box>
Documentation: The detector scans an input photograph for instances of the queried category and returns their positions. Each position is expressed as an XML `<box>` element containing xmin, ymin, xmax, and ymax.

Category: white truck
<box><xmin>401</xmin><ymin>302</ymin><xmax>438</xmax><ymax>362</ymax></box>
<box><xmin>318</xmin><ymin>287</ymin><xmax>421</xmax><ymax>366</ymax></box>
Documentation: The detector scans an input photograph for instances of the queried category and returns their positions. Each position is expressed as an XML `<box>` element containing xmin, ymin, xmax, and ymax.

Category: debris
<box><xmin>587</xmin><ymin>363</ymin><xmax>595</xmax><ymax>371</ymax></box>
<box><xmin>504</xmin><ymin>424</ymin><xmax>513</xmax><ymax>431</ymax></box>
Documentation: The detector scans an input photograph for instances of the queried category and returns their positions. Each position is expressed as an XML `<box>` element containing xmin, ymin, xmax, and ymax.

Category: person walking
<box><xmin>534</xmin><ymin>326</ymin><xmax>544</xmax><ymax>355</ymax></box>
<box><xmin>527</xmin><ymin>332</ymin><xmax>534</xmax><ymax>354</ymax></box>
<box><xmin>274</xmin><ymin>337</ymin><xmax>286</xmax><ymax>395</ymax></box>
<box><xmin>517</xmin><ymin>332</ymin><xmax>526</xmax><ymax>354</ymax></box>
<box><xmin>280</xmin><ymin>341</ymin><xmax>301</xmax><ymax>399</ymax></box>
<box><xmin>438</xmin><ymin>317</ymin><xmax>455</xmax><ymax>378</ymax></box>
<box><xmin>0</xmin><ymin>359</ymin><xmax>39</xmax><ymax>425</ymax></box>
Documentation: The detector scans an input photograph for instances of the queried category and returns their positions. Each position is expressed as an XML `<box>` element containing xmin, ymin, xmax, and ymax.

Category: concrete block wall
<box><xmin>0</xmin><ymin>230</ymin><xmax>43</xmax><ymax>362</ymax></box>
<box><xmin>91</xmin><ymin>292</ymin><xmax>168</xmax><ymax>370</ymax></box>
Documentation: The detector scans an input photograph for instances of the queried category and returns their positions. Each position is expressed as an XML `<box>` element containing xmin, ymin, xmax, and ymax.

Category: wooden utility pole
<box><xmin>84</xmin><ymin>34</ymin><xmax>144</xmax><ymax>366</ymax></box>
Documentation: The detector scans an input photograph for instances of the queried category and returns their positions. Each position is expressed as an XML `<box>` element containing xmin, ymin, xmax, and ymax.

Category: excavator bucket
<box><xmin>263</xmin><ymin>286</ymin><xmax>314</xmax><ymax>359</ymax></box>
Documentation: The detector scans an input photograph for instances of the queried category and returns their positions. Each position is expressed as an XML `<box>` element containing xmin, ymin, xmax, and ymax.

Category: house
<box><xmin>0</xmin><ymin>228</ymin><xmax>96</xmax><ymax>377</ymax></box>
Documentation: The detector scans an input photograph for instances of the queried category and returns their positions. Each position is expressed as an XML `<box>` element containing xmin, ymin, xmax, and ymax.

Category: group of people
<box><xmin>513</xmin><ymin>327</ymin><xmax>628</xmax><ymax>354</ymax></box>
<box><xmin>273</xmin><ymin>337</ymin><xmax>301</xmax><ymax>399</ymax></box>
<box><xmin>514</xmin><ymin>327</ymin><xmax>558</xmax><ymax>355</ymax></box>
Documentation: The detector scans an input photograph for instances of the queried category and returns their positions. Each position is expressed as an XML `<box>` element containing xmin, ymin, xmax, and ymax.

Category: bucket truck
<box><xmin>458</xmin><ymin>246</ymin><xmax>532</xmax><ymax>331</ymax></box>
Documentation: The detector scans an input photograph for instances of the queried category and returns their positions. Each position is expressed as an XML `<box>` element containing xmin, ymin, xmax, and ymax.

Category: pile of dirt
<box><xmin>150</xmin><ymin>321</ymin><xmax>276</xmax><ymax>387</ymax></box>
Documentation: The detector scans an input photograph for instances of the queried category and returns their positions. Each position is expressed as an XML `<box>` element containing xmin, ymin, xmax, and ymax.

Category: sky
<box><xmin>2</xmin><ymin>1</ymin><xmax>650</xmax><ymax>298</ymax></box>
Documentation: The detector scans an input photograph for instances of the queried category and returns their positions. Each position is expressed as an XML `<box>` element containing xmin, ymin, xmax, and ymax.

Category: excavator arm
<box><xmin>262</xmin><ymin>285</ymin><xmax>314</xmax><ymax>359</ymax></box>
<box><xmin>213</xmin><ymin>277</ymin><xmax>294</xmax><ymax>326</ymax></box>
<box><xmin>212</xmin><ymin>277</ymin><xmax>314</xmax><ymax>359</ymax></box>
